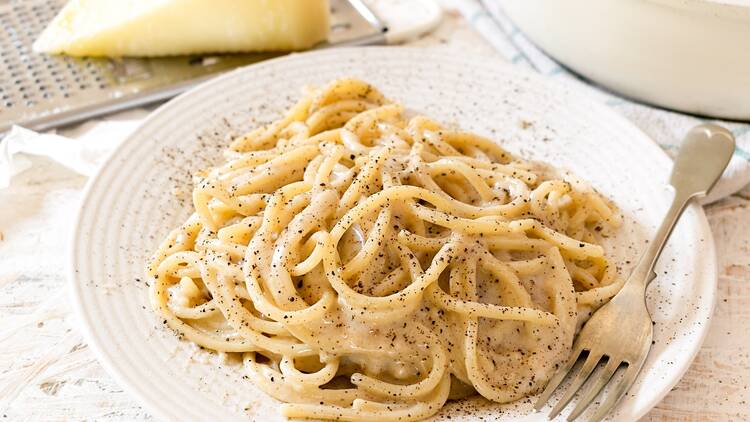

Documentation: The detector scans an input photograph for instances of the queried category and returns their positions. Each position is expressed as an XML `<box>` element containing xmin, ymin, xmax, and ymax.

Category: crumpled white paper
<box><xmin>0</xmin><ymin>113</ymin><xmax>146</xmax><ymax>188</ymax></box>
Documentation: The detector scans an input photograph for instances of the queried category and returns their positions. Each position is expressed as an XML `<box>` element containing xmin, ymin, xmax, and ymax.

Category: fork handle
<box><xmin>628</xmin><ymin>192</ymin><xmax>693</xmax><ymax>289</ymax></box>
<box><xmin>628</xmin><ymin>124</ymin><xmax>735</xmax><ymax>290</ymax></box>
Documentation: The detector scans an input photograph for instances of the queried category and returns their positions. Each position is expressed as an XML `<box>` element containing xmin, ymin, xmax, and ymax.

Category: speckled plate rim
<box><xmin>67</xmin><ymin>46</ymin><xmax>717</xmax><ymax>421</ymax></box>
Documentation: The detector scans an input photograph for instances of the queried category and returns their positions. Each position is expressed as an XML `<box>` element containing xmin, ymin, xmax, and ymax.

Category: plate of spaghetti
<box><xmin>69</xmin><ymin>47</ymin><xmax>716</xmax><ymax>421</ymax></box>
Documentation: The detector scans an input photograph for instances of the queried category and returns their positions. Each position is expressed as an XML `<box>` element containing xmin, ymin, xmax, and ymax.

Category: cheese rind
<box><xmin>33</xmin><ymin>0</ymin><xmax>330</xmax><ymax>57</ymax></box>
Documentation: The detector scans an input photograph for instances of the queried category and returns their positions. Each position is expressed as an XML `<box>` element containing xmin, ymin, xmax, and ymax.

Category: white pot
<box><xmin>501</xmin><ymin>0</ymin><xmax>750</xmax><ymax>120</ymax></box>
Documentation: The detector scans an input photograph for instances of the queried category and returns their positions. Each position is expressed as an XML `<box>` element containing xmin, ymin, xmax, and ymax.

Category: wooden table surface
<box><xmin>1</xmin><ymin>3</ymin><xmax>748</xmax><ymax>421</ymax></box>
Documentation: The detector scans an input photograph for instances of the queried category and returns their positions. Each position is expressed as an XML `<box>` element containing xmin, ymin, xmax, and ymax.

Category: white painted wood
<box><xmin>1</xmin><ymin>3</ymin><xmax>747</xmax><ymax>420</ymax></box>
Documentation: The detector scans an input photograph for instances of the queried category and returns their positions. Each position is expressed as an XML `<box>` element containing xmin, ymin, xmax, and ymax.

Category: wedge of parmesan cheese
<box><xmin>33</xmin><ymin>0</ymin><xmax>330</xmax><ymax>57</ymax></box>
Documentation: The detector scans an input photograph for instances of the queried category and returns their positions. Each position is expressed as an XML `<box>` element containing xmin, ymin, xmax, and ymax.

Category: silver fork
<box><xmin>533</xmin><ymin>124</ymin><xmax>736</xmax><ymax>421</ymax></box>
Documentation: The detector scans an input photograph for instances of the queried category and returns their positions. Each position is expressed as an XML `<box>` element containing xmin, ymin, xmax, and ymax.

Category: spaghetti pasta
<box><xmin>147</xmin><ymin>78</ymin><xmax>624</xmax><ymax>421</ymax></box>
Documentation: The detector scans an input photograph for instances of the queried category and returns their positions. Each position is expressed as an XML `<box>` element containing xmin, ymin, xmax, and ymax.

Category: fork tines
<box><xmin>533</xmin><ymin>348</ymin><xmax>643</xmax><ymax>421</ymax></box>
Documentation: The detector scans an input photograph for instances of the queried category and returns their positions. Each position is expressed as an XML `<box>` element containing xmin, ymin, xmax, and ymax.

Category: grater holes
<box><xmin>93</xmin><ymin>77</ymin><xmax>109</xmax><ymax>90</ymax></box>
<box><xmin>14</xmin><ymin>7</ymin><xmax>29</xmax><ymax>19</ymax></box>
<box><xmin>0</xmin><ymin>0</ymin><xmax>72</xmax><ymax>113</ymax></box>
<box><xmin>31</xmin><ymin>4</ymin><xmax>51</xmax><ymax>19</ymax></box>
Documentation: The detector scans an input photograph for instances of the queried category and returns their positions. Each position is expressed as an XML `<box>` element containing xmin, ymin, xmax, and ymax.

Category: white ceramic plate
<box><xmin>69</xmin><ymin>47</ymin><xmax>716</xmax><ymax>421</ymax></box>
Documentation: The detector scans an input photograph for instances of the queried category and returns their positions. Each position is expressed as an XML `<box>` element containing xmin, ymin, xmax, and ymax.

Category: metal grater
<box><xmin>0</xmin><ymin>0</ymin><xmax>387</xmax><ymax>134</ymax></box>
